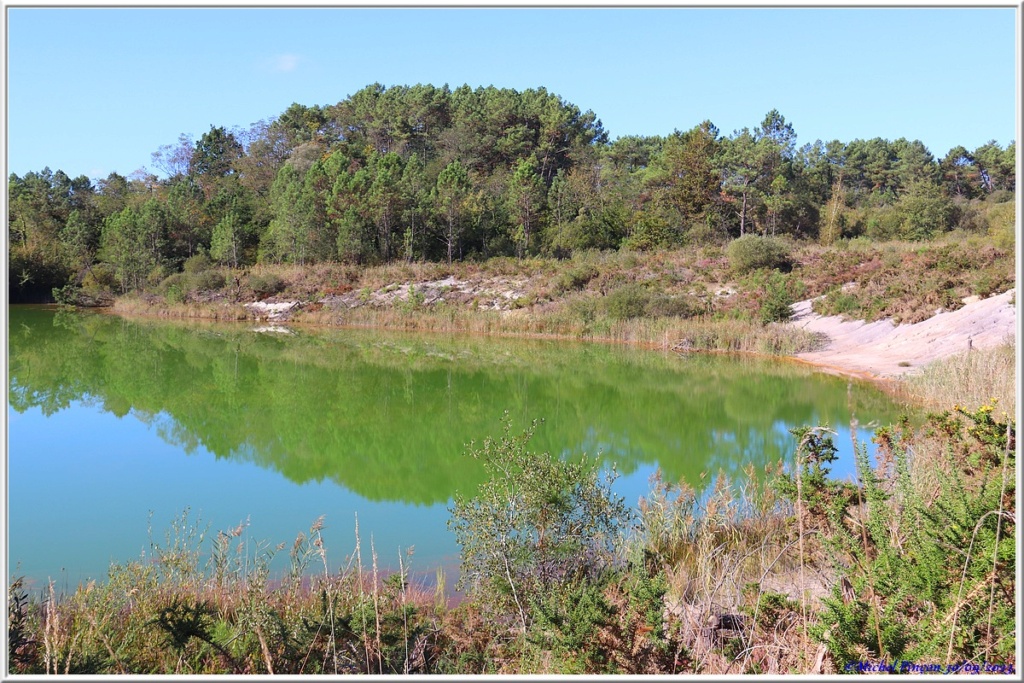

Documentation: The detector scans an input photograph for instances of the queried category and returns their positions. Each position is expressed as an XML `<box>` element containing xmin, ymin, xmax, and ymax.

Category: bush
<box><xmin>622</xmin><ymin>212</ymin><xmax>674</xmax><ymax>251</ymax></box>
<box><xmin>985</xmin><ymin>201</ymin><xmax>1015</xmax><ymax>251</ymax></box>
<box><xmin>448</xmin><ymin>415</ymin><xmax>629</xmax><ymax>632</ymax></box>
<box><xmin>645</xmin><ymin>293</ymin><xmax>696</xmax><ymax>319</ymax></box>
<box><xmin>183</xmin><ymin>253</ymin><xmax>214</xmax><ymax>274</ymax></box>
<box><xmin>160</xmin><ymin>272</ymin><xmax>187</xmax><ymax>302</ymax></box>
<box><xmin>556</xmin><ymin>264</ymin><xmax>599</xmax><ymax>293</ymax></box>
<box><xmin>52</xmin><ymin>282</ymin><xmax>81</xmax><ymax>306</ymax></box>
<box><xmin>603</xmin><ymin>284</ymin><xmax>650</xmax><ymax>321</ymax></box>
<box><xmin>188</xmin><ymin>269</ymin><xmax>226</xmax><ymax>293</ymax></box>
<box><xmin>757</xmin><ymin>271</ymin><xmax>804</xmax><ymax>324</ymax></box>
<box><xmin>779</xmin><ymin>409</ymin><xmax>1017</xmax><ymax>665</ymax></box>
<box><xmin>986</xmin><ymin>189</ymin><xmax>1014</xmax><ymax>204</ymax></box>
<box><xmin>818</xmin><ymin>286</ymin><xmax>860</xmax><ymax>317</ymax></box>
<box><xmin>249</xmin><ymin>273</ymin><xmax>285</xmax><ymax>298</ymax></box>
<box><xmin>726</xmin><ymin>235</ymin><xmax>792</xmax><ymax>275</ymax></box>
<box><xmin>895</xmin><ymin>183</ymin><xmax>954</xmax><ymax>240</ymax></box>
<box><xmin>147</xmin><ymin>264</ymin><xmax>171</xmax><ymax>288</ymax></box>
<box><xmin>81</xmin><ymin>264</ymin><xmax>118</xmax><ymax>294</ymax></box>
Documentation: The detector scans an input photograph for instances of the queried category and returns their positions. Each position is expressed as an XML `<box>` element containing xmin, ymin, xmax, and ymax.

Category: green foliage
<box><xmin>555</xmin><ymin>263</ymin><xmax>599</xmax><ymax>293</ymax></box>
<box><xmin>754</xmin><ymin>270</ymin><xmax>804</xmax><ymax>324</ymax></box>
<box><xmin>397</xmin><ymin>285</ymin><xmax>426</xmax><ymax>312</ymax></box>
<box><xmin>895</xmin><ymin>181</ymin><xmax>954</xmax><ymax>240</ymax></box>
<box><xmin>773</xmin><ymin>426</ymin><xmax>858</xmax><ymax>531</ymax></box>
<box><xmin>6</xmin><ymin>90</ymin><xmax>1016</xmax><ymax>287</ymax></box>
<box><xmin>526</xmin><ymin>577</ymin><xmax>615</xmax><ymax>673</ymax></box>
<box><xmin>448</xmin><ymin>414</ymin><xmax>630</xmax><ymax>631</ymax></box>
<box><xmin>986</xmin><ymin>200</ymin><xmax>1015</xmax><ymax>250</ymax></box>
<box><xmin>621</xmin><ymin>211</ymin><xmax>674</xmax><ymax>251</ymax></box>
<box><xmin>52</xmin><ymin>282</ymin><xmax>81</xmax><ymax>306</ymax></box>
<box><xmin>598</xmin><ymin>283</ymin><xmax>698</xmax><ymax>322</ymax></box>
<box><xmin>81</xmin><ymin>263</ymin><xmax>118</xmax><ymax>294</ymax></box>
<box><xmin>818</xmin><ymin>286</ymin><xmax>860</xmax><ymax>317</ymax></box>
<box><xmin>603</xmin><ymin>283</ymin><xmax>650</xmax><ymax>321</ymax></box>
<box><xmin>793</xmin><ymin>407</ymin><xmax>1016</xmax><ymax>664</ymax></box>
<box><xmin>189</xmin><ymin>269</ymin><xmax>226</xmax><ymax>293</ymax></box>
<box><xmin>249</xmin><ymin>273</ymin><xmax>285</xmax><ymax>298</ymax></box>
<box><xmin>183</xmin><ymin>253</ymin><xmax>214</xmax><ymax>274</ymax></box>
<box><xmin>644</xmin><ymin>293</ymin><xmax>696</xmax><ymax>319</ymax></box>
<box><xmin>726</xmin><ymin>235</ymin><xmax>792</xmax><ymax>275</ymax></box>
<box><xmin>151</xmin><ymin>597</ymin><xmax>218</xmax><ymax>652</ymax></box>
<box><xmin>161</xmin><ymin>272</ymin><xmax>187</xmax><ymax>300</ymax></box>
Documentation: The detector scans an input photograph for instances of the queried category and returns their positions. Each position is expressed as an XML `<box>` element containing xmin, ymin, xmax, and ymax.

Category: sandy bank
<box><xmin>789</xmin><ymin>289</ymin><xmax>1016</xmax><ymax>379</ymax></box>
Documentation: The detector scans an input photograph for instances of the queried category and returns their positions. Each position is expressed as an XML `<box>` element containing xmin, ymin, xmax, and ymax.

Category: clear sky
<box><xmin>4</xmin><ymin>6</ymin><xmax>1019</xmax><ymax>181</ymax></box>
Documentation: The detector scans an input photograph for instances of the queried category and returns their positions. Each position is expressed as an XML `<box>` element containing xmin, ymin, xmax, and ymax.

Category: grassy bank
<box><xmin>102</xmin><ymin>235</ymin><xmax>1013</xmax><ymax>361</ymax></box>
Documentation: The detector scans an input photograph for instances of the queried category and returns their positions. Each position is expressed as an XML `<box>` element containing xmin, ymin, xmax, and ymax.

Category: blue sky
<box><xmin>5</xmin><ymin>7</ymin><xmax>1019</xmax><ymax>181</ymax></box>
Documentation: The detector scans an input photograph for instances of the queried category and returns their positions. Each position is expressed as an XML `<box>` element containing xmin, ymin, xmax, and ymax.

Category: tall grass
<box><xmin>293</xmin><ymin>304</ymin><xmax>825</xmax><ymax>356</ymax></box>
<box><xmin>7</xmin><ymin>512</ymin><xmax>440</xmax><ymax>675</ymax></box>
<box><xmin>904</xmin><ymin>342</ymin><xmax>1016</xmax><ymax>415</ymax></box>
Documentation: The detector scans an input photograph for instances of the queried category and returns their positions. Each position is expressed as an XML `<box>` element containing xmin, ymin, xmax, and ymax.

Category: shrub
<box><xmin>726</xmin><ymin>235</ymin><xmax>792</xmax><ymax>275</ymax></box>
<box><xmin>895</xmin><ymin>183</ymin><xmax>954</xmax><ymax>240</ymax></box>
<box><xmin>603</xmin><ymin>284</ymin><xmax>650</xmax><ymax>321</ymax></box>
<box><xmin>188</xmin><ymin>270</ymin><xmax>226</xmax><ymax>293</ymax></box>
<box><xmin>817</xmin><ymin>287</ymin><xmax>860</xmax><ymax>317</ymax></box>
<box><xmin>147</xmin><ymin>264</ymin><xmax>171</xmax><ymax>288</ymax></box>
<box><xmin>622</xmin><ymin>212</ymin><xmax>674</xmax><ymax>251</ymax></box>
<box><xmin>985</xmin><ymin>201</ymin><xmax>1015</xmax><ymax>251</ymax></box>
<box><xmin>81</xmin><ymin>264</ymin><xmax>118</xmax><ymax>294</ymax></box>
<box><xmin>183</xmin><ymin>253</ymin><xmax>214</xmax><ymax>274</ymax></box>
<box><xmin>779</xmin><ymin>410</ymin><xmax>1017</xmax><ymax>665</ymax></box>
<box><xmin>160</xmin><ymin>273</ymin><xmax>188</xmax><ymax>303</ymax></box>
<box><xmin>863</xmin><ymin>207</ymin><xmax>903</xmax><ymax>241</ymax></box>
<box><xmin>556</xmin><ymin>264</ymin><xmax>599</xmax><ymax>293</ymax></box>
<box><xmin>566</xmin><ymin>294</ymin><xmax>599</xmax><ymax>325</ymax></box>
<box><xmin>52</xmin><ymin>282</ymin><xmax>81</xmax><ymax>306</ymax></box>
<box><xmin>249</xmin><ymin>273</ymin><xmax>285</xmax><ymax>299</ymax></box>
<box><xmin>757</xmin><ymin>271</ymin><xmax>804</xmax><ymax>324</ymax></box>
<box><xmin>645</xmin><ymin>293</ymin><xmax>696</xmax><ymax>319</ymax></box>
<box><xmin>448</xmin><ymin>415</ymin><xmax>629</xmax><ymax>633</ymax></box>
<box><xmin>986</xmin><ymin>189</ymin><xmax>1014</xmax><ymax>204</ymax></box>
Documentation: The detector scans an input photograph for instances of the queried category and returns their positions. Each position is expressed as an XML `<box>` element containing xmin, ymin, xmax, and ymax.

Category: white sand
<box><xmin>789</xmin><ymin>289</ymin><xmax>1016</xmax><ymax>379</ymax></box>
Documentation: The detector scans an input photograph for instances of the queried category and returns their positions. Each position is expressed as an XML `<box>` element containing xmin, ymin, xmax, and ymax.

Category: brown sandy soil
<box><xmin>789</xmin><ymin>288</ymin><xmax>1016</xmax><ymax>379</ymax></box>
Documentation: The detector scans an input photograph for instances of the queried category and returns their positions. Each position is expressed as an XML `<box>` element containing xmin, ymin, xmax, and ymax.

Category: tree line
<box><xmin>8</xmin><ymin>82</ymin><xmax>1016</xmax><ymax>301</ymax></box>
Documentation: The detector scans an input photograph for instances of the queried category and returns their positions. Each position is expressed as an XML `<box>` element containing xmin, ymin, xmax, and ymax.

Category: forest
<box><xmin>7</xmin><ymin>82</ymin><xmax>1017</xmax><ymax>302</ymax></box>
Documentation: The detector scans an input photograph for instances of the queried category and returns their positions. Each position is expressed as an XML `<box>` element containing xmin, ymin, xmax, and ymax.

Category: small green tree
<box><xmin>448</xmin><ymin>415</ymin><xmax>630</xmax><ymax>633</ymax></box>
<box><xmin>895</xmin><ymin>181</ymin><xmax>953</xmax><ymax>240</ymax></box>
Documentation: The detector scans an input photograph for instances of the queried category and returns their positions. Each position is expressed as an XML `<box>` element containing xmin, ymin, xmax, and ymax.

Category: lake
<box><xmin>7</xmin><ymin>306</ymin><xmax>909</xmax><ymax>588</ymax></box>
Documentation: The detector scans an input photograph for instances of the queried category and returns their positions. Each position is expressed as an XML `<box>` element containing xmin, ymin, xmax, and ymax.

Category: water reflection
<box><xmin>8</xmin><ymin>307</ymin><xmax>908</xmax><ymax>581</ymax></box>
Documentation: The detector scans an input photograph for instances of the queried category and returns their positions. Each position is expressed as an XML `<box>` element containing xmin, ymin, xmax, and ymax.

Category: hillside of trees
<box><xmin>8</xmin><ymin>83</ymin><xmax>1016</xmax><ymax>302</ymax></box>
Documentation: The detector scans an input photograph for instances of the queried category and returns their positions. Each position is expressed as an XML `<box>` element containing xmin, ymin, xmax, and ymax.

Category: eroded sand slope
<box><xmin>790</xmin><ymin>289</ymin><xmax>1016</xmax><ymax>379</ymax></box>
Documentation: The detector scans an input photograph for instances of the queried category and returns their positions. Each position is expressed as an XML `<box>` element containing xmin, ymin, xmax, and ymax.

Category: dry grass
<box><xmin>112</xmin><ymin>295</ymin><xmax>250</xmax><ymax>321</ymax></box>
<box><xmin>635</xmin><ymin>463</ymin><xmax>833</xmax><ymax>674</ymax></box>
<box><xmin>903</xmin><ymin>342</ymin><xmax>1016</xmax><ymax>416</ymax></box>
<box><xmin>10</xmin><ymin>511</ymin><xmax>443</xmax><ymax>675</ymax></box>
<box><xmin>309</xmin><ymin>305</ymin><xmax>824</xmax><ymax>355</ymax></box>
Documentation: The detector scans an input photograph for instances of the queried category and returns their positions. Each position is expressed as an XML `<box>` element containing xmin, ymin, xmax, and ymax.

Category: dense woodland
<box><xmin>8</xmin><ymin>83</ymin><xmax>1017</xmax><ymax>302</ymax></box>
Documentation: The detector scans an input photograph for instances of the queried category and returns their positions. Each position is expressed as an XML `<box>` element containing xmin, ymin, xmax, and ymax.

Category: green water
<box><xmin>7</xmin><ymin>306</ymin><xmax>908</xmax><ymax>584</ymax></box>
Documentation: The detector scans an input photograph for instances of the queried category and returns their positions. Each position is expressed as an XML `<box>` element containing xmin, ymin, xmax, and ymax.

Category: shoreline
<box><xmin>52</xmin><ymin>283</ymin><xmax>1016</xmax><ymax>402</ymax></box>
<box><xmin>90</xmin><ymin>300</ymin><xmax>905</xmax><ymax>394</ymax></box>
